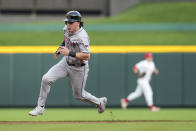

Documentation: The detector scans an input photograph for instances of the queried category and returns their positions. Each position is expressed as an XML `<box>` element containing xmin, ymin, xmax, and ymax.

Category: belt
<box><xmin>68</xmin><ymin>63</ymin><xmax>86</xmax><ymax>67</ymax></box>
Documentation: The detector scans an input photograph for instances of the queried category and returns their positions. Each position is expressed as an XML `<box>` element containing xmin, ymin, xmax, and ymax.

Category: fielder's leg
<box><xmin>121</xmin><ymin>85</ymin><xmax>143</xmax><ymax>109</ymax></box>
<box><xmin>143</xmin><ymin>82</ymin><xmax>160</xmax><ymax>112</ymax></box>
<box><xmin>127</xmin><ymin>85</ymin><xmax>143</xmax><ymax>101</ymax></box>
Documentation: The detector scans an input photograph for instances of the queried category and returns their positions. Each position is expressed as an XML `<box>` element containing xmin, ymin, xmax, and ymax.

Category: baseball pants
<box><xmin>127</xmin><ymin>79</ymin><xmax>153</xmax><ymax>106</ymax></box>
<box><xmin>37</xmin><ymin>57</ymin><xmax>100</xmax><ymax>107</ymax></box>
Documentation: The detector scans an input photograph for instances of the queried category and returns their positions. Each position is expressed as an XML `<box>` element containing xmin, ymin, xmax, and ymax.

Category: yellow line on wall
<box><xmin>91</xmin><ymin>45</ymin><xmax>196</xmax><ymax>53</ymax></box>
<box><xmin>0</xmin><ymin>46</ymin><xmax>196</xmax><ymax>53</ymax></box>
<box><xmin>0</xmin><ymin>46</ymin><xmax>57</xmax><ymax>53</ymax></box>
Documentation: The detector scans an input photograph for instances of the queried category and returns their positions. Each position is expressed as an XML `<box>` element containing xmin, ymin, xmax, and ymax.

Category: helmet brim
<box><xmin>64</xmin><ymin>18</ymin><xmax>79</xmax><ymax>23</ymax></box>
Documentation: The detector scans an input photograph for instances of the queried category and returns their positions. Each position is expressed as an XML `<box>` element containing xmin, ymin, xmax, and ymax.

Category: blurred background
<box><xmin>0</xmin><ymin>0</ymin><xmax>196</xmax><ymax>108</ymax></box>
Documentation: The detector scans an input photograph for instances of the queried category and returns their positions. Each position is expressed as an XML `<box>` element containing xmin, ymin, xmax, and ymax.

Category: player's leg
<box><xmin>69</xmin><ymin>66</ymin><xmax>107</xmax><ymax>113</ymax></box>
<box><xmin>29</xmin><ymin>58</ymin><xmax>68</xmax><ymax>116</ymax></box>
<box><xmin>127</xmin><ymin>85</ymin><xmax>143</xmax><ymax>101</ymax></box>
<box><xmin>37</xmin><ymin>60</ymin><xmax>68</xmax><ymax>107</ymax></box>
<box><xmin>143</xmin><ymin>82</ymin><xmax>160</xmax><ymax>112</ymax></box>
<box><xmin>121</xmin><ymin>85</ymin><xmax>143</xmax><ymax>109</ymax></box>
<box><xmin>143</xmin><ymin>82</ymin><xmax>153</xmax><ymax>106</ymax></box>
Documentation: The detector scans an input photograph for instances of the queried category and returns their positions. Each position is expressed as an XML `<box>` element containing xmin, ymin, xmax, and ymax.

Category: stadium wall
<box><xmin>0</xmin><ymin>53</ymin><xmax>196</xmax><ymax>107</ymax></box>
<box><xmin>1</xmin><ymin>0</ymin><xmax>195</xmax><ymax>16</ymax></box>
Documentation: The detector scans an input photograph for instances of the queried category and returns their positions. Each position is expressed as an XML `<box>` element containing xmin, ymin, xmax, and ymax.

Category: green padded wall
<box><xmin>96</xmin><ymin>54</ymin><xmax>127</xmax><ymax>106</ymax></box>
<box><xmin>13</xmin><ymin>54</ymin><xmax>42</xmax><ymax>106</ymax></box>
<box><xmin>153</xmin><ymin>53</ymin><xmax>183</xmax><ymax>106</ymax></box>
<box><xmin>0</xmin><ymin>54</ymin><xmax>11</xmax><ymax>105</ymax></box>
<box><xmin>183</xmin><ymin>54</ymin><xmax>196</xmax><ymax>106</ymax></box>
<box><xmin>0</xmin><ymin>53</ymin><xmax>196</xmax><ymax>107</ymax></box>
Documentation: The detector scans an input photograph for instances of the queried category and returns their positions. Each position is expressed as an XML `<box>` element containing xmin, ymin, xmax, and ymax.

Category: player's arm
<box><xmin>54</xmin><ymin>40</ymin><xmax>65</xmax><ymax>59</ymax></box>
<box><xmin>58</xmin><ymin>46</ymin><xmax>90</xmax><ymax>60</ymax></box>
<box><xmin>55</xmin><ymin>40</ymin><xmax>65</xmax><ymax>54</ymax></box>
<box><xmin>133</xmin><ymin>65</ymin><xmax>139</xmax><ymax>74</ymax></box>
<box><xmin>76</xmin><ymin>52</ymin><xmax>90</xmax><ymax>60</ymax></box>
<box><xmin>133</xmin><ymin>65</ymin><xmax>146</xmax><ymax>78</ymax></box>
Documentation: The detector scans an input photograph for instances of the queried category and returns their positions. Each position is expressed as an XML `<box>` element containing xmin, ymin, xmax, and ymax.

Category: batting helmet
<box><xmin>144</xmin><ymin>53</ymin><xmax>153</xmax><ymax>58</ymax></box>
<box><xmin>64</xmin><ymin>11</ymin><xmax>82</xmax><ymax>23</ymax></box>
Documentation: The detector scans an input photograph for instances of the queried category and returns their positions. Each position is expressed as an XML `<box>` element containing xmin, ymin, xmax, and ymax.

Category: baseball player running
<box><xmin>121</xmin><ymin>53</ymin><xmax>160</xmax><ymax>112</ymax></box>
<box><xmin>29</xmin><ymin>11</ymin><xmax>107</xmax><ymax>116</ymax></box>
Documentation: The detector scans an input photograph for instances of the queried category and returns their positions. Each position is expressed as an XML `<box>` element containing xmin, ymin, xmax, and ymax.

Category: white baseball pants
<box><xmin>127</xmin><ymin>79</ymin><xmax>153</xmax><ymax>106</ymax></box>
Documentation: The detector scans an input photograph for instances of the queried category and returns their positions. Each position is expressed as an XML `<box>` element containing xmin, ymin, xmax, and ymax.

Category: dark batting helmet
<box><xmin>64</xmin><ymin>11</ymin><xmax>82</xmax><ymax>23</ymax></box>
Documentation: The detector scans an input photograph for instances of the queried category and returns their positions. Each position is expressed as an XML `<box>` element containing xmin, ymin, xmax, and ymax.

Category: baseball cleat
<box><xmin>150</xmin><ymin>106</ymin><xmax>160</xmax><ymax>112</ymax></box>
<box><xmin>97</xmin><ymin>97</ymin><xmax>107</xmax><ymax>114</ymax></box>
<box><xmin>121</xmin><ymin>99</ymin><xmax>128</xmax><ymax>109</ymax></box>
<box><xmin>29</xmin><ymin>106</ymin><xmax>45</xmax><ymax>116</ymax></box>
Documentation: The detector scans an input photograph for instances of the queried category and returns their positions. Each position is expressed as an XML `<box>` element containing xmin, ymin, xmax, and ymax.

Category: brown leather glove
<box><xmin>137</xmin><ymin>72</ymin><xmax>146</xmax><ymax>78</ymax></box>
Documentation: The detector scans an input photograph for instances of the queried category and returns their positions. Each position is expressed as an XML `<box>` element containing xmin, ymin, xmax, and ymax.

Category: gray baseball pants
<box><xmin>37</xmin><ymin>57</ymin><xmax>100</xmax><ymax>107</ymax></box>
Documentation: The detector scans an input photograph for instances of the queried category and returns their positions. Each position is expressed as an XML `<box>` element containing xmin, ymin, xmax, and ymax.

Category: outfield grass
<box><xmin>1</xmin><ymin>31</ymin><xmax>196</xmax><ymax>46</ymax></box>
<box><xmin>0</xmin><ymin>32</ymin><xmax>62</xmax><ymax>46</ymax></box>
<box><xmin>0</xmin><ymin>108</ymin><xmax>195</xmax><ymax>131</ymax></box>
<box><xmin>89</xmin><ymin>32</ymin><xmax>196</xmax><ymax>45</ymax></box>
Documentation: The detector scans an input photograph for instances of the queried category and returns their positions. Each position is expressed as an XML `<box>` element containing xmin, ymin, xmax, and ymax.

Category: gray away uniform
<box><xmin>37</xmin><ymin>26</ymin><xmax>100</xmax><ymax>107</ymax></box>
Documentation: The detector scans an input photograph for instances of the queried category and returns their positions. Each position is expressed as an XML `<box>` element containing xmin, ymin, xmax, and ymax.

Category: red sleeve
<box><xmin>133</xmin><ymin>65</ymin><xmax>137</xmax><ymax>70</ymax></box>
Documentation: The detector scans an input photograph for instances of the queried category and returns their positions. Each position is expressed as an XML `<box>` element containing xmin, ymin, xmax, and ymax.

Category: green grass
<box><xmin>89</xmin><ymin>32</ymin><xmax>196</xmax><ymax>45</ymax></box>
<box><xmin>86</xmin><ymin>2</ymin><xmax>196</xmax><ymax>23</ymax></box>
<box><xmin>0</xmin><ymin>32</ymin><xmax>63</xmax><ymax>46</ymax></box>
<box><xmin>0</xmin><ymin>108</ymin><xmax>196</xmax><ymax>131</ymax></box>
<box><xmin>0</xmin><ymin>108</ymin><xmax>195</xmax><ymax>121</ymax></box>
<box><xmin>1</xmin><ymin>31</ymin><xmax>196</xmax><ymax>46</ymax></box>
<box><xmin>0</xmin><ymin>123</ymin><xmax>196</xmax><ymax>131</ymax></box>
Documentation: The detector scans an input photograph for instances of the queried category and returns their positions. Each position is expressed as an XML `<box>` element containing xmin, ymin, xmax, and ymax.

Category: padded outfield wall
<box><xmin>0</xmin><ymin>46</ymin><xmax>196</xmax><ymax>107</ymax></box>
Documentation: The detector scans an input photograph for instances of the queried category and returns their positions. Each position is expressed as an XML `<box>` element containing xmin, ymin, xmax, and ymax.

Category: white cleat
<box><xmin>29</xmin><ymin>106</ymin><xmax>45</xmax><ymax>116</ymax></box>
<box><xmin>150</xmin><ymin>106</ymin><xmax>160</xmax><ymax>112</ymax></box>
<box><xmin>121</xmin><ymin>99</ymin><xmax>128</xmax><ymax>109</ymax></box>
<box><xmin>97</xmin><ymin>97</ymin><xmax>107</xmax><ymax>114</ymax></box>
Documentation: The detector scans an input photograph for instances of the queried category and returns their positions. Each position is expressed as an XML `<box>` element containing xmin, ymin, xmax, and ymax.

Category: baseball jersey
<box><xmin>135</xmin><ymin>59</ymin><xmax>156</xmax><ymax>81</ymax></box>
<box><xmin>63</xmin><ymin>25</ymin><xmax>90</xmax><ymax>65</ymax></box>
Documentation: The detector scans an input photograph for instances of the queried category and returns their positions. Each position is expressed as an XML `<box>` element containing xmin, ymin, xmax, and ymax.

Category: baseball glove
<box><xmin>55</xmin><ymin>40</ymin><xmax>65</xmax><ymax>55</ymax></box>
<box><xmin>55</xmin><ymin>47</ymin><xmax>61</xmax><ymax>55</ymax></box>
<box><xmin>137</xmin><ymin>72</ymin><xmax>146</xmax><ymax>78</ymax></box>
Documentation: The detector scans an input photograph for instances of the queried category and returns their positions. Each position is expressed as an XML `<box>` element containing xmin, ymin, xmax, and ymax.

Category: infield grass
<box><xmin>0</xmin><ymin>123</ymin><xmax>196</xmax><ymax>131</ymax></box>
<box><xmin>0</xmin><ymin>108</ymin><xmax>196</xmax><ymax>121</ymax></box>
<box><xmin>0</xmin><ymin>108</ymin><xmax>196</xmax><ymax>131</ymax></box>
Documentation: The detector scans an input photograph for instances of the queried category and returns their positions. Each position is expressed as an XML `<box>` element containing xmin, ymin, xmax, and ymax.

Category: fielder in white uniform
<box><xmin>29</xmin><ymin>11</ymin><xmax>107</xmax><ymax>116</ymax></box>
<box><xmin>121</xmin><ymin>53</ymin><xmax>160</xmax><ymax>112</ymax></box>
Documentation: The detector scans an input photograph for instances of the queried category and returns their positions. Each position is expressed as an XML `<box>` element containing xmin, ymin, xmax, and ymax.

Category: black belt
<box><xmin>68</xmin><ymin>63</ymin><xmax>86</xmax><ymax>67</ymax></box>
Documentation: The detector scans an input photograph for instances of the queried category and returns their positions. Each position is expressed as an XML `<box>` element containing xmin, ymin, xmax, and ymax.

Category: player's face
<box><xmin>66</xmin><ymin>22</ymin><xmax>80</xmax><ymax>34</ymax></box>
<box><xmin>146</xmin><ymin>57</ymin><xmax>153</xmax><ymax>61</ymax></box>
